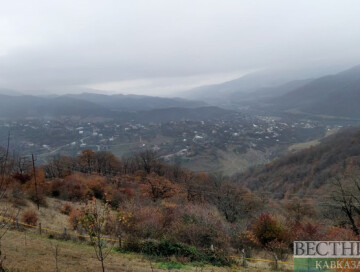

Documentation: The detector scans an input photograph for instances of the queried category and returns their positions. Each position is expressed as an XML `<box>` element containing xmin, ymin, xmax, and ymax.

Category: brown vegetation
<box><xmin>22</xmin><ymin>210</ymin><xmax>38</xmax><ymax>226</ymax></box>
<box><xmin>238</xmin><ymin>127</ymin><xmax>360</xmax><ymax>197</ymax></box>
<box><xmin>2</xmin><ymin>128</ymin><xmax>360</xmax><ymax>270</ymax></box>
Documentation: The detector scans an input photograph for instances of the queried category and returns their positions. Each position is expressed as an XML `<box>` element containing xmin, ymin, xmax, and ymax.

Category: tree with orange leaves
<box><xmin>79</xmin><ymin>149</ymin><xmax>96</xmax><ymax>173</ymax></box>
<box><xmin>143</xmin><ymin>173</ymin><xmax>178</xmax><ymax>202</ymax></box>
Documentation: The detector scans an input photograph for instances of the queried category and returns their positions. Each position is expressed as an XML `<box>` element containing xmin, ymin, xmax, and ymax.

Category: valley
<box><xmin>1</xmin><ymin>65</ymin><xmax>360</xmax><ymax>272</ymax></box>
<box><xmin>2</xmin><ymin>2</ymin><xmax>360</xmax><ymax>271</ymax></box>
<box><xmin>0</xmin><ymin>111</ymin><xmax>331</xmax><ymax>175</ymax></box>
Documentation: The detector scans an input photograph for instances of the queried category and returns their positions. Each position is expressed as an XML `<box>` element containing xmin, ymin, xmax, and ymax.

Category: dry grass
<box><xmin>0</xmin><ymin>197</ymin><xmax>291</xmax><ymax>271</ymax></box>
<box><xmin>2</xmin><ymin>229</ymin><xmax>159</xmax><ymax>272</ymax></box>
<box><xmin>0</xmin><ymin>229</ymin><xmax>278</xmax><ymax>272</ymax></box>
<box><xmin>288</xmin><ymin>127</ymin><xmax>339</xmax><ymax>152</ymax></box>
<box><xmin>0</xmin><ymin>197</ymin><xmax>83</xmax><ymax>237</ymax></box>
<box><xmin>182</xmin><ymin>147</ymin><xmax>269</xmax><ymax>175</ymax></box>
<box><xmin>288</xmin><ymin>139</ymin><xmax>320</xmax><ymax>152</ymax></box>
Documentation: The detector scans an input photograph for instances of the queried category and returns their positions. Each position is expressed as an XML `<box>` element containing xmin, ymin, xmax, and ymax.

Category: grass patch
<box><xmin>157</xmin><ymin>261</ymin><xmax>186</xmax><ymax>270</ymax></box>
<box><xmin>0</xmin><ymin>229</ymin><xmax>276</xmax><ymax>271</ymax></box>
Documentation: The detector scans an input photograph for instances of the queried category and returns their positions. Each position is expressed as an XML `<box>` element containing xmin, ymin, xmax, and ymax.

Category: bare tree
<box><xmin>330</xmin><ymin>175</ymin><xmax>360</xmax><ymax>235</ymax></box>
<box><xmin>79</xmin><ymin>199</ymin><xmax>114</xmax><ymax>272</ymax></box>
<box><xmin>0</xmin><ymin>134</ymin><xmax>10</xmax><ymax>200</ymax></box>
<box><xmin>134</xmin><ymin>150</ymin><xmax>160</xmax><ymax>174</ymax></box>
<box><xmin>31</xmin><ymin>154</ymin><xmax>40</xmax><ymax>210</ymax></box>
<box><xmin>215</xmin><ymin>182</ymin><xmax>262</xmax><ymax>223</ymax></box>
<box><xmin>12</xmin><ymin>153</ymin><xmax>31</xmax><ymax>176</ymax></box>
<box><xmin>285</xmin><ymin>197</ymin><xmax>316</xmax><ymax>222</ymax></box>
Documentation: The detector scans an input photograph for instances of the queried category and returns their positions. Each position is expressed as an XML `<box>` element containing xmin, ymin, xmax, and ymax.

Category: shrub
<box><xmin>23</xmin><ymin>171</ymin><xmax>48</xmax><ymax>207</ymax></box>
<box><xmin>251</xmin><ymin>214</ymin><xmax>292</xmax><ymax>261</ymax></box>
<box><xmin>10</xmin><ymin>181</ymin><xmax>26</xmax><ymax>206</ymax></box>
<box><xmin>51</xmin><ymin>174</ymin><xmax>90</xmax><ymax>201</ymax></box>
<box><xmin>327</xmin><ymin>226</ymin><xmax>359</xmax><ymax>240</ymax></box>
<box><xmin>60</xmin><ymin>202</ymin><xmax>74</xmax><ymax>215</ymax></box>
<box><xmin>142</xmin><ymin>173</ymin><xmax>178</xmax><ymax>202</ymax></box>
<box><xmin>235</xmin><ymin>230</ymin><xmax>260</xmax><ymax>256</ymax></box>
<box><xmin>128</xmin><ymin>239</ymin><xmax>233</xmax><ymax>266</ymax></box>
<box><xmin>134</xmin><ymin>207</ymin><xmax>163</xmax><ymax>239</ymax></box>
<box><xmin>86</xmin><ymin>176</ymin><xmax>106</xmax><ymax>199</ymax></box>
<box><xmin>123</xmin><ymin>235</ymin><xmax>142</xmax><ymax>252</ymax></box>
<box><xmin>49</xmin><ymin>179</ymin><xmax>63</xmax><ymax>197</ymax></box>
<box><xmin>22</xmin><ymin>210</ymin><xmax>38</xmax><ymax>226</ymax></box>
<box><xmin>68</xmin><ymin>209</ymin><xmax>83</xmax><ymax>230</ymax></box>
<box><xmin>295</xmin><ymin>222</ymin><xmax>324</xmax><ymax>241</ymax></box>
<box><xmin>252</xmin><ymin>214</ymin><xmax>290</xmax><ymax>246</ymax></box>
<box><xmin>171</xmin><ymin>205</ymin><xmax>229</xmax><ymax>250</ymax></box>
<box><xmin>140</xmin><ymin>239</ymin><xmax>199</xmax><ymax>258</ymax></box>
<box><xmin>12</xmin><ymin>173</ymin><xmax>31</xmax><ymax>184</ymax></box>
<box><xmin>105</xmin><ymin>187</ymin><xmax>134</xmax><ymax>208</ymax></box>
<box><xmin>62</xmin><ymin>177</ymin><xmax>89</xmax><ymax>200</ymax></box>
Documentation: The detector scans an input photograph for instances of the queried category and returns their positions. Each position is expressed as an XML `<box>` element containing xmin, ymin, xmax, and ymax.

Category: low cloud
<box><xmin>1</xmin><ymin>0</ymin><xmax>360</xmax><ymax>95</ymax></box>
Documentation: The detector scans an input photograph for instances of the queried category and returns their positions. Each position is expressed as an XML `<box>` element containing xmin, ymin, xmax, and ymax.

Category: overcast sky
<box><xmin>1</xmin><ymin>0</ymin><xmax>360</xmax><ymax>96</ymax></box>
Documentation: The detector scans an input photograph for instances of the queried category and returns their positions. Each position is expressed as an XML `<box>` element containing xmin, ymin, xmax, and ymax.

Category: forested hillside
<box><xmin>238</xmin><ymin>127</ymin><xmax>360</xmax><ymax>196</ymax></box>
<box><xmin>2</xmin><ymin>133</ymin><xmax>360</xmax><ymax>271</ymax></box>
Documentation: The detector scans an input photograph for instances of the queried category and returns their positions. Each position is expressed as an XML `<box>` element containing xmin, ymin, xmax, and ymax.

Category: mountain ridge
<box><xmin>0</xmin><ymin>93</ymin><xmax>230</xmax><ymax>122</ymax></box>
<box><xmin>271</xmin><ymin>65</ymin><xmax>360</xmax><ymax>118</ymax></box>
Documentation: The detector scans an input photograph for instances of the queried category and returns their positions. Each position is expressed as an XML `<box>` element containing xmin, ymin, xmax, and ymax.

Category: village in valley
<box><xmin>0</xmin><ymin>113</ymin><xmax>331</xmax><ymax>173</ymax></box>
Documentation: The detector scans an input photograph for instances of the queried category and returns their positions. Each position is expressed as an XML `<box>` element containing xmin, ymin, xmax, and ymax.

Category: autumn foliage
<box><xmin>4</xmin><ymin>147</ymin><xmax>360</xmax><ymax>263</ymax></box>
<box><xmin>22</xmin><ymin>210</ymin><xmax>38</xmax><ymax>226</ymax></box>
<box><xmin>252</xmin><ymin>214</ymin><xmax>291</xmax><ymax>246</ymax></box>
<box><xmin>60</xmin><ymin>202</ymin><xmax>74</xmax><ymax>215</ymax></box>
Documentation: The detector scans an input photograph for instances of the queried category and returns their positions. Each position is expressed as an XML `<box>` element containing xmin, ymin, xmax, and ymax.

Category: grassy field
<box><xmin>288</xmin><ymin>139</ymin><xmax>320</xmax><ymax>152</ymax></box>
<box><xmin>0</xmin><ymin>229</ymin><xmax>285</xmax><ymax>272</ymax></box>
<box><xmin>288</xmin><ymin>127</ymin><xmax>339</xmax><ymax>152</ymax></box>
<box><xmin>0</xmin><ymin>197</ymin><xmax>291</xmax><ymax>271</ymax></box>
<box><xmin>182</xmin><ymin>147</ymin><xmax>269</xmax><ymax>175</ymax></box>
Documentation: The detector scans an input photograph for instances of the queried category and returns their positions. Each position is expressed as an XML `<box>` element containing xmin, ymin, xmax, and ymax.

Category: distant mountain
<box><xmin>179</xmin><ymin>65</ymin><xmax>360</xmax><ymax>116</ymax></box>
<box><xmin>245</xmin><ymin>78</ymin><xmax>314</xmax><ymax>99</ymax></box>
<box><xmin>0</xmin><ymin>93</ymin><xmax>228</xmax><ymax>122</ymax></box>
<box><xmin>117</xmin><ymin>106</ymin><xmax>235</xmax><ymax>123</ymax></box>
<box><xmin>179</xmin><ymin>69</ymin><xmax>317</xmax><ymax>105</ymax></box>
<box><xmin>273</xmin><ymin>65</ymin><xmax>360</xmax><ymax>118</ymax></box>
<box><xmin>237</xmin><ymin>127</ymin><xmax>360</xmax><ymax>197</ymax></box>
<box><xmin>65</xmin><ymin>93</ymin><xmax>206</xmax><ymax>111</ymax></box>
<box><xmin>0</xmin><ymin>95</ymin><xmax>111</xmax><ymax>119</ymax></box>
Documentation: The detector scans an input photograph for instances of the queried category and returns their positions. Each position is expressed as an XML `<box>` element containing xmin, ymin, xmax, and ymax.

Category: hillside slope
<box><xmin>0</xmin><ymin>95</ymin><xmax>112</xmax><ymax>118</ymax></box>
<box><xmin>274</xmin><ymin>65</ymin><xmax>360</xmax><ymax>118</ymax></box>
<box><xmin>66</xmin><ymin>93</ymin><xmax>207</xmax><ymax>111</ymax></box>
<box><xmin>0</xmin><ymin>94</ymin><xmax>218</xmax><ymax>121</ymax></box>
<box><xmin>238</xmin><ymin>127</ymin><xmax>360</xmax><ymax>197</ymax></box>
<box><xmin>118</xmin><ymin>106</ymin><xmax>235</xmax><ymax>123</ymax></box>
<box><xmin>179</xmin><ymin>70</ymin><xmax>304</xmax><ymax>104</ymax></box>
<box><xmin>0</xmin><ymin>197</ymin><xmax>243</xmax><ymax>272</ymax></box>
